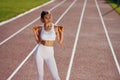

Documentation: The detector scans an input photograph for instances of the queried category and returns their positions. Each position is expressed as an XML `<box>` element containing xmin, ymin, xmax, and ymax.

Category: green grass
<box><xmin>108</xmin><ymin>0</ymin><xmax>120</xmax><ymax>15</ymax></box>
<box><xmin>0</xmin><ymin>0</ymin><xmax>50</xmax><ymax>22</ymax></box>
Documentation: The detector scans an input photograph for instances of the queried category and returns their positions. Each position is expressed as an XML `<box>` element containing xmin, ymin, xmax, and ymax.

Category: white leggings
<box><xmin>34</xmin><ymin>44</ymin><xmax>60</xmax><ymax>80</ymax></box>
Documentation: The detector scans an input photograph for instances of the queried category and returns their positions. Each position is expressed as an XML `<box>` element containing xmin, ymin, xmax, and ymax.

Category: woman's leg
<box><xmin>34</xmin><ymin>48</ymin><xmax>44</xmax><ymax>80</ymax></box>
<box><xmin>45</xmin><ymin>56</ymin><xmax>60</xmax><ymax>80</ymax></box>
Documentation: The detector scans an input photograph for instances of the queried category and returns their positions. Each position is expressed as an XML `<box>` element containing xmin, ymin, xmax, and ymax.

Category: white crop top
<box><xmin>40</xmin><ymin>24</ymin><xmax>56</xmax><ymax>41</ymax></box>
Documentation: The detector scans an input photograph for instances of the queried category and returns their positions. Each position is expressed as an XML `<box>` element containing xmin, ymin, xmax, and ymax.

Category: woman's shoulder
<box><xmin>54</xmin><ymin>24</ymin><xmax>59</xmax><ymax>32</ymax></box>
<box><xmin>32</xmin><ymin>25</ymin><xmax>42</xmax><ymax>32</ymax></box>
<box><xmin>33</xmin><ymin>25</ymin><xmax>42</xmax><ymax>30</ymax></box>
<box><xmin>54</xmin><ymin>24</ymin><xmax>58</xmax><ymax>28</ymax></box>
<box><xmin>54</xmin><ymin>24</ymin><xmax>64</xmax><ymax>32</ymax></box>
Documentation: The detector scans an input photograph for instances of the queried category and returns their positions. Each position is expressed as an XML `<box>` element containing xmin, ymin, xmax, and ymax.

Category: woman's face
<box><xmin>42</xmin><ymin>13</ymin><xmax>52</xmax><ymax>24</ymax></box>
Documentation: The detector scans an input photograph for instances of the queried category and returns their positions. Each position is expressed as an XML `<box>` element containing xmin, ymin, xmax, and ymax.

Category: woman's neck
<box><xmin>44</xmin><ymin>23</ymin><xmax>52</xmax><ymax>27</ymax></box>
<box><xmin>44</xmin><ymin>23</ymin><xmax>52</xmax><ymax>31</ymax></box>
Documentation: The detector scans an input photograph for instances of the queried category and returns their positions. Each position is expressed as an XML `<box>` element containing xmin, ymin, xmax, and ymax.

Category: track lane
<box><xmin>66</xmin><ymin>0</ymin><xmax>87</xmax><ymax>80</ymax></box>
<box><xmin>97</xmin><ymin>0</ymin><xmax>120</xmax><ymax>74</ymax></box>
<box><xmin>95</xmin><ymin>0</ymin><xmax>120</xmax><ymax>75</ymax></box>
<box><xmin>70</xmin><ymin>0</ymin><xmax>120</xmax><ymax>80</ymax></box>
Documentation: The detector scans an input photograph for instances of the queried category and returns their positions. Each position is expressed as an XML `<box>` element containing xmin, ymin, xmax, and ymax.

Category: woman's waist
<box><xmin>40</xmin><ymin>40</ymin><xmax>54</xmax><ymax>47</ymax></box>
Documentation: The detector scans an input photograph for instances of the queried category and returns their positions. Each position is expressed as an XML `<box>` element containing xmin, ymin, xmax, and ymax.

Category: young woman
<box><xmin>33</xmin><ymin>11</ymin><xmax>64</xmax><ymax>80</ymax></box>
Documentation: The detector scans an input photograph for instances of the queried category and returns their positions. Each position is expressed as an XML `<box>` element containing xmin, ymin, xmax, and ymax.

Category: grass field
<box><xmin>108</xmin><ymin>0</ymin><xmax>120</xmax><ymax>14</ymax></box>
<box><xmin>0</xmin><ymin>0</ymin><xmax>50</xmax><ymax>22</ymax></box>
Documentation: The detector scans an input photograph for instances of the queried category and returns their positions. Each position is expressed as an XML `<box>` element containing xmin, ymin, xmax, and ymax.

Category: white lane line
<box><xmin>95</xmin><ymin>0</ymin><xmax>120</xmax><ymax>75</ymax></box>
<box><xmin>55</xmin><ymin>0</ymin><xmax>76</xmax><ymax>24</ymax></box>
<box><xmin>0</xmin><ymin>0</ymin><xmax>66</xmax><ymax>46</ymax></box>
<box><xmin>7</xmin><ymin>0</ymin><xmax>77</xmax><ymax>79</ymax></box>
<box><xmin>7</xmin><ymin>44</ymin><xmax>39</xmax><ymax>80</ymax></box>
<box><xmin>0</xmin><ymin>0</ymin><xmax>54</xmax><ymax>26</ymax></box>
<box><xmin>66</xmin><ymin>0</ymin><xmax>87</xmax><ymax>80</ymax></box>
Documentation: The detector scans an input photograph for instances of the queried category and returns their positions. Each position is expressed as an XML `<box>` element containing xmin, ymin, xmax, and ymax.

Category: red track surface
<box><xmin>0</xmin><ymin>0</ymin><xmax>120</xmax><ymax>80</ymax></box>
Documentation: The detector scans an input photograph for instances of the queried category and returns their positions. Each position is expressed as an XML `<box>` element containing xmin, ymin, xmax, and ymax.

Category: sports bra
<box><xmin>40</xmin><ymin>23</ymin><xmax>56</xmax><ymax>41</ymax></box>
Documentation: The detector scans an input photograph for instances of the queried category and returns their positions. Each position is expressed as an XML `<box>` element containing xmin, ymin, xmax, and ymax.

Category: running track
<box><xmin>0</xmin><ymin>0</ymin><xmax>120</xmax><ymax>80</ymax></box>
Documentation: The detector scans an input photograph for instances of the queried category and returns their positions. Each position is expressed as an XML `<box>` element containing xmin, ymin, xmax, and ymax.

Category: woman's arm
<box><xmin>55</xmin><ymin>25</ymin><xmax>64</xmax><ymax>45</ymax></box>
<box><xmin>32</xmin><ymin>26</ymin><xmax>42</xmax><ymax>43</ymax></box>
